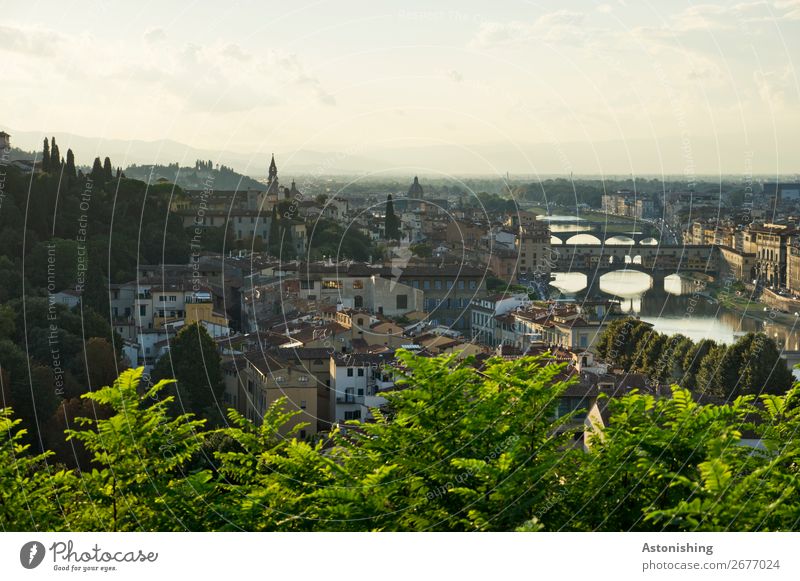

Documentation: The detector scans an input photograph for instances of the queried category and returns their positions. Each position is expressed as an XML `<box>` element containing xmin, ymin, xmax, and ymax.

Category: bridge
<box><xmin>549</xmin><ymin>244</ymin><xmax>719</xmax><ymax>295</ymax></box>
<box><xmin>549</xmin><ymin>225</ymin><xmax>660</xmax><ymax>246</ymax></box>
<box><xmin>551</xmin><ymin>244</ymin><xmax>717</xmax><ymax>272</ymax></box>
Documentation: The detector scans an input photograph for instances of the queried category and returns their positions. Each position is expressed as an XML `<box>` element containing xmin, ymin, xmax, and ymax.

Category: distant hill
<box><xmin>124</xmin><ymin>162</ymin><xmax>264</xmax><ymax>191</ymax></box>
<box><xmin>4</xmin><ymin>147</ymin><xmax>36</xmax><ymax>161</ymax></box>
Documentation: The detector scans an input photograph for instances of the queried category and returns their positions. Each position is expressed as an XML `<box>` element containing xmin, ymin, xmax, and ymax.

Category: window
<box><xmin>300</xmin><ymin>280</ymin><xmax>315</xmax><ymax>290</ymax></box>
<box><xmin>322</xmin><ymin>280</ymin><xmax>342</xmax><ymax>289</ymax></box>
<box><xmin>298</xmin><ymin>375</ymin><xmax>309</xmax><ymax>383</ymax></box>
<box><xmin>458</xmin><ymin>280</ymin><xmax>465</xmax><ymax>290</ymax></box>
<box><xmin>159</xmin><ymin>296</ymin><xmax>167</xmax><ymax>302</ymax></box>
<box><xmin>411</xmin><ymin>280</ymin><xmax>419</xmax><ymax>288</ymax></box>
<box><xmin>357</xmin><ymin>389</ymin><xmax>364</xmax><ymax>396</ymax></box>
<box><xmin>423</xmin><ymin>280</ymin><xmax>431</xmax><ymax>290</ymax></box>
<box><xmin>344</xmin><ymin>410</ymin><xmax>361</xmax><ymax>421</ymax></box>
<box><xmin>300</xmin><ymin>400</ymin><xmax>307</xmax><ymax>409</ymax></box>
<box><xmin>357</xmin><ymin>368</ymin><xmax>364</xmax><ymax>377</ymax></box>
<box><xmin>352</xmin><ymin>280</ymin><xmax>364</xmax><ymax>289</ymax></box>
<box><xmin>169</xmin><ymin>295</ymin><xmax>177</xmax><ymax>302</ymax></box>
<box><xmin>396</xmin><ymin>294</ymin><xmax>408</xmax><ymax>309</ymax></box>
<box><xmin>275</xmin><ymin>376</ymin><xmax>286</xmax><ymax>383</ymax></box>
<box><xmin>446</xmin><ymin>281</ymin><xmax>453</xmax><ymax>289</ymax></box>
<box><xmin>434</xmin><ymin>280</ymin><xmax>442</xmax><ymax>290</ymax></box>
<box><xmin>299</xmin><ymin>429</ymin><xmax>307</xmax><ymax>439</ymax></box>
<box><xmin>139</xmin><ymin>305</ymin><xmax>147</xmax><ymax>316</ymax></box>
<box><xmin>347</xmin><ymin>368</ymin><xmax>354</xmax><ymax>377</ymax></box>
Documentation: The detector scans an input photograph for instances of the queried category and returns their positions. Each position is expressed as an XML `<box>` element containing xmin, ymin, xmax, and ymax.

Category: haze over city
<box><xmin>2</xmin><ymin>0</ymin><xmax>799</xmax><ymax>175</ymax></box>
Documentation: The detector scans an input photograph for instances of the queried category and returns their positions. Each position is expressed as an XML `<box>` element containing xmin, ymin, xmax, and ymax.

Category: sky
<box><xmin>2</xmin><ymin>0</ymin><xmax>799</xmax><ymax>176</ymax></box>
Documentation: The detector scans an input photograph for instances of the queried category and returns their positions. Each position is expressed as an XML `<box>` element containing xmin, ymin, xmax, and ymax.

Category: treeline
<box><xmin>595</xmin><ymin>318</ymin><xmax>793</xmax><ymax>399</ymax></box>
<box><xmin>3</xmin><ymin>352</ymin><xmax>800</xmax><ymax>532</ymax></box>
<box><xmin>0</xmin><ymin>152</ymin><xmax>191</xmax><ymax>458</ymax></box>
<box><xmin>124</xmin><ymin>162</ymin><xmax>263</xmax><ymax>190</ymax></box>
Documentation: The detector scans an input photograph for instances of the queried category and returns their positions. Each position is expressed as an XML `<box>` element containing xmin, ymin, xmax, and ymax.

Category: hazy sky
<box><xmin>2</xmin><ymin>0</ymin><xmax>799</xmax><ymax>175</ymax></box>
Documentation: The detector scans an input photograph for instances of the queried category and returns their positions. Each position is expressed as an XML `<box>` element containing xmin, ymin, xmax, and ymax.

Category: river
<box><xmin>549</xmin><ymin>270</ymin><xmax>800</xmax><ymax>350</ymax></box>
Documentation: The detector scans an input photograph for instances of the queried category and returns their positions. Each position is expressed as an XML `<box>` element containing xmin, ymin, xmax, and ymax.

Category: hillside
<box><xmin>124</xmin><ymin>162</ymin><xmax>264</xmax><ymax>190</ymax></box>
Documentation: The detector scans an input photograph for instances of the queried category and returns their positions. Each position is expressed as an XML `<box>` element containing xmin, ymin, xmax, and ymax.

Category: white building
<box><xmin>329</xmin><ymin>352</ymin><xmax>395</xmax><ymax>423</ymax></box>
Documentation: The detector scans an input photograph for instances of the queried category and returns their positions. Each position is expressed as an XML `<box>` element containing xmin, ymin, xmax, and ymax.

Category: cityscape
<box><xmin>2</xmin><ymin>2</ymin><xmax>800</xmax><ymax>571</ymax></box>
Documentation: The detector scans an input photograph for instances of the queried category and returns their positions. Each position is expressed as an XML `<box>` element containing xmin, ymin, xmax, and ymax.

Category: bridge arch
<box><xmin>606</xmin><ymin>235</ymin><xmax>636</xmax><ymax>245</ymax></box>
<box><xmin>640</xmin><ymin>237</ymin><xmax>659</xmax><ymax>246</ymax></box>
<box><xmin>566</xmin><ymin>233</ymin><xmax>602</xmax><ymax>245</ymax></box>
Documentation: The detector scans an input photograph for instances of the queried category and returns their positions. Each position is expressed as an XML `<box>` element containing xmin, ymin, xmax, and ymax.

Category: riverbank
<box><xmin>526</xmin><ymin>205</ymin><xmax>660</xmax><ymax>237</ymax></box>
<box><xmin>710</xmin><ymin>284</ymin><xmax>800</xmax><ymax>327</ymax></box>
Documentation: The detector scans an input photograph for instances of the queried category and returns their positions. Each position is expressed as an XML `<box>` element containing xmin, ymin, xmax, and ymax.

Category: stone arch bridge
<box><xmin>550</xmin><ymin>244</ymin><xmax>719</xmax><ymax>290</ymax></box>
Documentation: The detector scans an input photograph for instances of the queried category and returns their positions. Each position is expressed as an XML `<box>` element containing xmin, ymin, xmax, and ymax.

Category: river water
<box><xmin>549</xmin><ymin>270</ymin><xmax>800</xmax><ymax>349</ymax></box>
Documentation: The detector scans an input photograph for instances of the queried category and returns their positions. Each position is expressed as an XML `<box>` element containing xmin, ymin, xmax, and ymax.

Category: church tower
<box><xmin>267</xmin><ymin>154</ymin><xmax>280</xmax><ymax>199</ymax></box>
<box><xmin>268</xmin><ymin>154</ymin><xmax>278</xmax><ymax>184</ymax></box>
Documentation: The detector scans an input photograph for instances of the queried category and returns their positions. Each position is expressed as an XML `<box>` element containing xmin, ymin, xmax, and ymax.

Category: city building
<box><xmin>516</xmin><ymin>220</ymin><xmax>552</xmax><ymax>279</ymax></box>
<box><xmin>743</xmin><ymin>223</ymin><xmax>795</xmax><ymax>287</ymax></box>
<box><xmin>601</xmin><ymin>190</ymin><xmax>658</xmax><ymax>219</ymax></box>
<box><xmin>394</xmin><ymin>264</ymin><xmax>487</xmax><ymax>331</ymax></box>
<box><xmin>329</xmin><ymin>352</ymin><xmax>395</xmax><ymax>424</ymax></box>
<box><xmin>470</xmin><ymin>293</ymin><xmax>530</xmax><ymax>347</ymax></box>
<box><xmin>291</xmin><ymin>261</ymin><xmax>423</xmax><ymax>316</ymax></box>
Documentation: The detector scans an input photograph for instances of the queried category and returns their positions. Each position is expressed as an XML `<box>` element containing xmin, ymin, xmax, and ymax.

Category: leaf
<box><xmin>698</xmin><ymin>459</ymin><xmax>731</xmax><ymax>493</ymax></box>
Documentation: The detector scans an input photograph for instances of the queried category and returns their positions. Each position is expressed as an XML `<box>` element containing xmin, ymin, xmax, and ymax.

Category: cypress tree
<box><xmin>103</xmin><ymin>157</ymin><xmax>113</xmax><ymax>181</ymax></box>
<box><xmin>50</xmin><ymin>137</ymin><xmax>60</xmax><ymax>171</ymax></box>
<box><xmin>268</xmin><ymin>205</ymin><xmax>281</xmax><ymax>256</ymax></box>
<box><xmin>42</xmin><ymin>138</ymin><xmax>51</xmax><ymax>172</ymax></box>
<box><xmin>65</xmin><ymin>149</ymin><xmax>76</xmax><ymax>179</ymax></box>
<box><xmin>90</xmin><ymin>157</ymin><xmax>104</xmax><ymax>182</ymax></box>
<box><xmin>385</xmin><ymin>194</ymin><xmax>401</xmax><ymax>240</ymax></box>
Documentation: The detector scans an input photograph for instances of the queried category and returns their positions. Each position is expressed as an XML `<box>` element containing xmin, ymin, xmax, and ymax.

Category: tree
<box><xmin>42</xmin><ymin>137</ymin><xmax>51</xmax><ymax>173</ymax></box>
<box><xmin>0</xmin><ymin>408</ymin><xmax>73</xmax><ymax>530</ymax></box>
<box><xmin>681</xmin><ymin>338</ymin><xmax>716</xmax><ymax>388</ymax></box>
<box><xmin>267</xmin><ymin>205</ymin><xmax>281</xmax><ymax>256</ymax></box>
<box><xmin>410</xmin><ymin>243</ymin><xmax>432</xmax><ymax>258</ymax></box>
<box><xmin>281</xmin><ymin>223</ymin><xmax>297</xmax><ymax>260</ymax></box>
<box><xmin>385</xmin><ymin>194</ymin><xmax>401</xmax><ymax>240</ymax></box>
<box><xmin>90</xmin><ymin>157</ymin><xmax>104</xmax><ymax>182</ymax></box>
<box><xmin>65</xmin><ymin>149</ymin><xmax>76</xmax><ymax>179</ymax></box>
<box><xmin>83</xmin><ymin>337</ymin><xmax>121</xmax><ymax>390</ymax></box>
<box><xmin>739</xmin><ymin>333</ymin><xmax>793</xmax><ymax>396</ymax></box>
<box><xmin>152</xmin><ymin>323</ymin><xmax>224</xmax><ymax>421</ymax></box>
<box><xmin>694</xmin><ymin>343</ymin><xmax>727</xmax><ymax>397</ymax></box>
<box><xmin>103</xmin><ymin>157</ymin><xmax>114</xmax><ymax>181</ymax></box>
<box><xmin>67</xmin><ymin>368</ymin><xmax>209</xmax><ymax>530</ymax></box>
<box><xmin>6</xmin><ymin>352</ymin><xmax>800</xmax><ymax>532</ymax></box>
<box><xmin>50</xmin><ymin>137</ymin><xmax>60</xmax><ymax>171</ymax></box>
<box><xmin>554</xmin><ymin>386</ymin><xmax>758</xmax><ymax>531</ymax></box>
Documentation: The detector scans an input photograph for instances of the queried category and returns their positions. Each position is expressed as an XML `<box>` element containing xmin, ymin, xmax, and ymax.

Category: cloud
<box><xmin>143</xmin><ymin>27</ymin><xmax>167</xmax><ymax>44</ymax></box>
<box><xmin>447</xmin><ymin>69</ymin><xmax>464</xmax><ymax>82</ymax></box>
<box><xmin>670</xmin><ymin>1</ymin><xmax>800</xmax><ymax>31</ymax></box>
<box><xmin>222</xmin><ymin>43</ymin><xmax>252</xmax><ymax>62</ymax></box>
<box><xmin>754</xmin><ymin>66</ymin><xmax>797</xmax><ymax>108</ymax></box>
<box><xmin>263</xmin><ymin>50</ymin><xmax>337</xmax><ymax>106</ymax></box>
<box><xmin>470</xmin><ymin>10</ymin><xmax>589</xmax><ymax>49</ymax></box>
<box><xmin>0</xmin><ymin>24</ymin><xmax>63</xmax><ymax>57</ymax></box>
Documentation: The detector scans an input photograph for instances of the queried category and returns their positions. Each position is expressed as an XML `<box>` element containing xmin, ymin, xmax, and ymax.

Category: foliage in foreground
<box><xmin>2</xmin><ymin>352</ymin><xmax>800</xmax><ymax>532</ymax></box>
